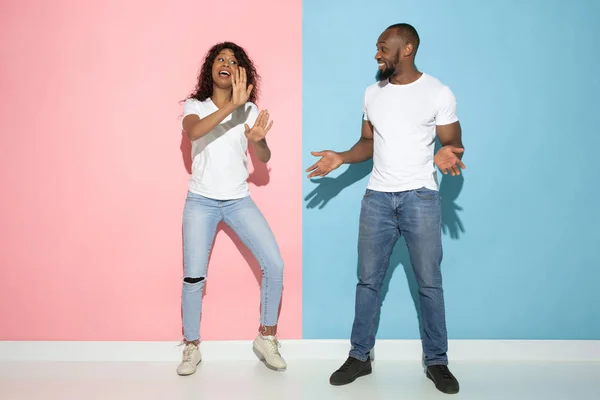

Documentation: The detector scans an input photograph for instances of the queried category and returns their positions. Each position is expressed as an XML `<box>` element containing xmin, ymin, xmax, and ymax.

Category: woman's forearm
<box><xmin>252</xmin><ymin>139</ymin><xmax>271</xmax><ymax>163</ymax></box>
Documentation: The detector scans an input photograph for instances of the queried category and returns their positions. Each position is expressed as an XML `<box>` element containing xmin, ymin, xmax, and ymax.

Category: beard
<box><xmin>376</xmin><ymin>65</ymin><xmax>394</xmax><ymax>81</ymax></box>
<box><xmin>376</xmin><ymin>49</ymin><xmax>400</xmax><ymax>81</ymax></box>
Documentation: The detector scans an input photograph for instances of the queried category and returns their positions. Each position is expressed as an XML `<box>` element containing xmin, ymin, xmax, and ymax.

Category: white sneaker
<box><xmin>176</xmin><ymin>342</ymin><xmax>201</xmax><ymax>376</ymax></box>
<box><xmin>253</xmin><ymin>334</ymin><xmax>287</xmax><ymax>370</ymax></box>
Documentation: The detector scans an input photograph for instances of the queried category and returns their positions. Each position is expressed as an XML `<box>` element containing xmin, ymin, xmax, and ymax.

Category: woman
<box><xmin>177</xmin><ymin>42</ymin><xmax>286</xmax><ymax>376</ymax></box>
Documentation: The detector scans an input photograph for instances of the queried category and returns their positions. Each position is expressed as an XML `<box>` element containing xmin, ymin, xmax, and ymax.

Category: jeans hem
<box><xmin>424</xmin><ymin>360</ymin><xmax>449</xmax><ymax>367</ymax></box>
<box><xmin>259</xmin><ymin>320</ymin><xmax>279</xmax><ymax>327</ymax></box>
<box><xmin>348</xmin><ymin>352</ymin><xmax>369</xmax><ymax>362</ymax></box>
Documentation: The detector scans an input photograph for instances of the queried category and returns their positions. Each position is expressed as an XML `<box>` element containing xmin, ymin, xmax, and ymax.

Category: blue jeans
<box><xmin>181</xmin><ymin>191</ymin><xmax>284</xmax><ymax>341</ymax></box>
<box><xmin>349</xmin><ymin>187</ymin><xmax>448</xmax><ymax>366</ymax></box>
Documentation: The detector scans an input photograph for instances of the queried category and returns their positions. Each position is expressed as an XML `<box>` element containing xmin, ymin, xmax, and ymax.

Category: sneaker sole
<box><xmin>330</xmin><ymin>366</ymin><xmax>372</xmax><ymax>386</ymax></box>
<box><xmin>176</xmin><ymin>359</ymin><xmax>201</xmax><ymax>376</ymax></box>
<box><xmin>252</xmin><ymin>344</ymin><xmax>287</xmax><ymax>371</ymax></box>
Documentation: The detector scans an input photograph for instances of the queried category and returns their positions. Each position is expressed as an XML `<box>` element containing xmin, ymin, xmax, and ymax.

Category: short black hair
<box><xmin>387</xmin><ymin>23</ymin><xmax>420</xmax><ymax>53</ymax></box>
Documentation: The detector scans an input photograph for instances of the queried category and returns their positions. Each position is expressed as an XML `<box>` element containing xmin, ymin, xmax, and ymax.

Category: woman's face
<box><xmin>212</xmin><ymin>49</ymin><xmax>238</xmax><ymax>89</ymax></box>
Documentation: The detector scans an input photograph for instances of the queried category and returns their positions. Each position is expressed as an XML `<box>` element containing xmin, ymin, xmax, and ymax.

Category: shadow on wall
<box><xmin>179</xmin><ymin>129</ymin><xmax>280</xmax><ymax>333</ymax></box>
<box><xmin>304</xmin><ymin>138</ymin><xmax>465</xmax><ymax>338</ymax></box>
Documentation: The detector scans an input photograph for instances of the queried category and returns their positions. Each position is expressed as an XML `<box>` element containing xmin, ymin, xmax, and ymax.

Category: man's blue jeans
<box><xmin>349</xmin><ymin>187</ymin><xmax>449</xmax><ymax>366</ymax></box>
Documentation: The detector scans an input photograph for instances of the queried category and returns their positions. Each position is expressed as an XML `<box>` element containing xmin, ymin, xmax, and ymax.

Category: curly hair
<box><xmin>186</xmin><ymin>41</ymin><xmax>261</xmax><ymax>104</ymax></box>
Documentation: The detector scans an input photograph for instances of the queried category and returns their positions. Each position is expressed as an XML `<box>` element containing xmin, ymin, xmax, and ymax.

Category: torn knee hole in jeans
<box><xmin>184</xmin><ymin>277</ymin><xmax>204</xmax><ymax>284</ymax></box>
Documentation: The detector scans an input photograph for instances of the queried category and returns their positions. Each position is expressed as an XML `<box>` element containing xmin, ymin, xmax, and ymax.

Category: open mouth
<box><xmin>378</xmin><ymin>62</ymin><xmax>386</xmax><ymax>70</ymax></box>
<box><xmin>218</xmin><ymin>70</ymin><xmax>231</xmax><ymax>77</ymax></box>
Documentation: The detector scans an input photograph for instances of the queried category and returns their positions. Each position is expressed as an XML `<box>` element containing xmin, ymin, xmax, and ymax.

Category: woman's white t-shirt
<box><xmin>182</xmin><ymin>98</ymin><xmax>259</xmax><ymax>200</ymax></box>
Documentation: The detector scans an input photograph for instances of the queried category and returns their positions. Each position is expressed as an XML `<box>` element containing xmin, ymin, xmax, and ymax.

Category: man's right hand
<box><xmin>305</xmin><ymin>150</ymin><xmax>344</xmax><ymax>178</ymax></box>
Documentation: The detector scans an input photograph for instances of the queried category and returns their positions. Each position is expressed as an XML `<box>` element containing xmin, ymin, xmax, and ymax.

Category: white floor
<box><xmin>1</xmin><ymin>360</ymin><xmax>599</xmax><ymax>400</ymax></box>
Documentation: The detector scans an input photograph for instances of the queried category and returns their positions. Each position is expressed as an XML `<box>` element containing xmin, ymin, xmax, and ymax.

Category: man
<box><xmin>305</xmin><ymin>23</ymin><xmax>465</xmax><ymax>394</ymax></box>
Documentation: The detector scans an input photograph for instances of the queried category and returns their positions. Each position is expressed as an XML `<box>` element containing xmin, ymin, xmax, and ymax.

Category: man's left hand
<box><xmin>435</xmin><ymin>146</ymin><xmax>466</xmax><ymax>176</ymax></box>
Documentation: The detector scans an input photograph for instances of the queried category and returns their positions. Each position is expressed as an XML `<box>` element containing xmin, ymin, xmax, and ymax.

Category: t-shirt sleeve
<box><xmin>362</xmin><ymin>89</ymin><xmax>370</xmax><ymax>121</ymax></box>
<box><xmin>435</xmin><ymin>86</ymin><xmax>459</xmax><ymax>126</ymax></box>
<box><xmin>245</xmin><ymin>102</ymin><xmax>260</xmax><ymax>127</ymax></box>
<box><xmin>181</xmin><ymin>98</ymin><xmax>202</xmax><ymax>130</ymax></box>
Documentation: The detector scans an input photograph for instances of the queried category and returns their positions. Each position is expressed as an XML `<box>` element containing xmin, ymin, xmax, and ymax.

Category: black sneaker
<box><xmin>426</xmin><ymin>365</ymin><xmax>460</xmax><ymax>394</ymax></box>
<box><xmin>329</xmin><ymin>356</ymin><xmax>372</xmax><ymax>386</ymax></box>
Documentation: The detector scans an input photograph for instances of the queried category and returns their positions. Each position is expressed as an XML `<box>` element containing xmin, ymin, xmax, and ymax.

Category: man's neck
<box><xmin>390</xmin><ymin>66</ymin><xmax>422</xmax><ymax>85</ymax></box>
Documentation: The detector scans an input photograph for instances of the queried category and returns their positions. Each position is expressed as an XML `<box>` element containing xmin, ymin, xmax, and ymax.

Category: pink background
<box><xmin>0</xmin><ymin>0</ymin><xmax>302</xmax><ymax>340</ymax></box>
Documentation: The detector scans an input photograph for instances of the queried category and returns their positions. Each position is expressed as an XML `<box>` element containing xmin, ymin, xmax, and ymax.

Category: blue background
<box><xmin>302</xmin><ymin>0</ymin><xmax>600</xmax><ymax>340</ymax></box>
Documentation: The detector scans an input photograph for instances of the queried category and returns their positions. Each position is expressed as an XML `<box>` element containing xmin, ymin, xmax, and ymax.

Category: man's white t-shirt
<box><xmin>362</xmin><ymin>73</ymin><xmax>459</xmax><ymax>192</ymax></box>
<box><xmin>182</xmin><ymin>98</ymin><xmax>259</xmax><ymax>200</ymax></box>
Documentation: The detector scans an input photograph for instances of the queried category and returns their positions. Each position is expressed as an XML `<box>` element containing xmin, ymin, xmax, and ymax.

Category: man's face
<box><xmin>374</xmin><ymin>29</ymin><xmax>403</xmax><ymax>81</ymax></box>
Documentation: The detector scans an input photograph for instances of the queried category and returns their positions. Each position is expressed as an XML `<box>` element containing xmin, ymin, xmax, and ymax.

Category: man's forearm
<box><xmin>340</xmin><ymin>138</ymin><xmax>373</xmax><ymax>164</ymax></box>
<box><xmin>252</xmin><ymin>139</ymin><xmax>271</xmax><ymax>163</ymax></box>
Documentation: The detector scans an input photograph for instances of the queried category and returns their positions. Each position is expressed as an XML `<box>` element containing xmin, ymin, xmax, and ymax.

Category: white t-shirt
<box><xmin>362</xmin><ymin>73</ymin><xmax>459</xmax><ymax>192</ymax></box>
<box><xmin>182</xmin><ymin>98</ymin><xmax>259</xmax><ymax>200</ymax></box>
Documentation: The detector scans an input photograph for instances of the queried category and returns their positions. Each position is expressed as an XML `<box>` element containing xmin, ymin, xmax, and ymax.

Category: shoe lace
<box><xmin>182</xmin><ymin>343</ymin><xmax>196</xmax><ymax>363</ymax></box>
<box><xmin>431</xmin><ymin>365</ymin><xmax>453</xmax><ymax>380</ymax></box>
<box><xmin>338</xmin><ymin>357</ymin><xmax>359</xmax><ymax>372</ymax></box>
<box><xmin>264</xmin><ymin>336</ymin><xmax>282</xmax><ymax>355</ymax></box>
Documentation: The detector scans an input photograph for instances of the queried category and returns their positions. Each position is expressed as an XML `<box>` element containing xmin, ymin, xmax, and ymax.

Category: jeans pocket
<box><xmin>186</xmin><ymin>191</ymin><xmax>202</xmax><ymax>200</ymax></box>
<box><xmin>414</xmin><ymin>187</ymin><xmax>438</xmax><ymax>200</ymax></box>
<box><xmin>364</xmin><ymin>189</ymin><xmax>378</xmax><ymax>198</ymax></box>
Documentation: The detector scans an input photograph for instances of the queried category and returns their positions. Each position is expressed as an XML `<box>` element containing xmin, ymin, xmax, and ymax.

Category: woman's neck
<box><xmin>211</xmin><ymin>86</ymin><xmax>232</xmax><ymax>109</ymax></box>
